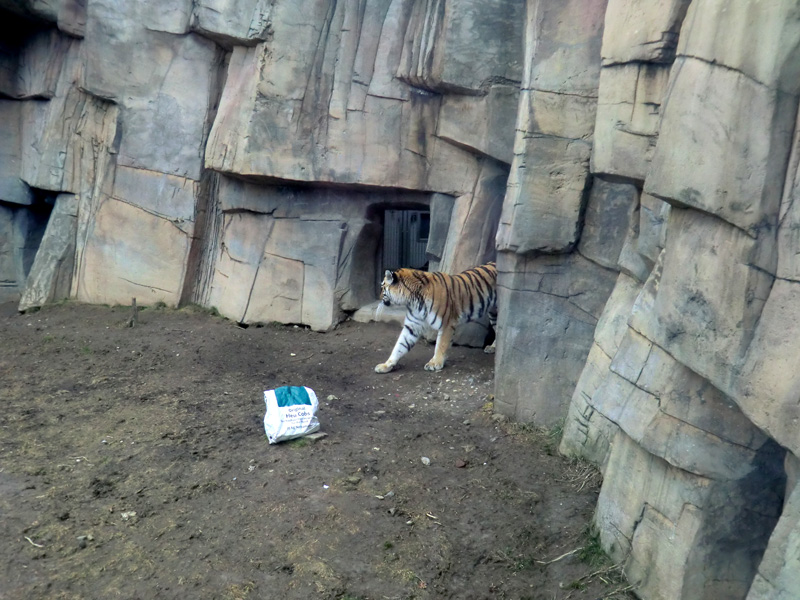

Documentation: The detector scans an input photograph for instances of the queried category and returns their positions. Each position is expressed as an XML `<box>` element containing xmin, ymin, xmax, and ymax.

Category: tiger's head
<box><xmin>380</xmin><ymin>270</ymin><xmax>398</xmax><ymax>306</ymax></box>
<box><xmin>380</xmin><ymin>268</ymin><xmax>426</xmax><ymax>308</ymax></box>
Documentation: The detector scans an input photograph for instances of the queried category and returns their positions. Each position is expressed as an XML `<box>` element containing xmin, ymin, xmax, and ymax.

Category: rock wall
<box><xmin>3</xmin><ymin>1</ymin><xmax>800</xmax><ymax>599</ymax></box>
<box><xmin>2</xmin><ymin>0</ymin><xmax>517</xmax><ymax>328</ymax></box>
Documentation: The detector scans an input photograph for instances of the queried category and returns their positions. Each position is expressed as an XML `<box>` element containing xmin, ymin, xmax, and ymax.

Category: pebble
<box><xmin>421</xmin><ymin>457</ymin><xmax>431</xmax><ymax>466</ymax></box>
<box><xmin>455</xmin><ymin>459</ymin><xmax>467</xmax><ymax>469</ymax></box>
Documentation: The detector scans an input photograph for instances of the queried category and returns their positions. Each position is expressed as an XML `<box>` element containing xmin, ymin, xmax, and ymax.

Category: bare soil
<box><xmin>0</xmin><ymin>301</ymin><xmax>632</xmax><ymax>600</ymax></box>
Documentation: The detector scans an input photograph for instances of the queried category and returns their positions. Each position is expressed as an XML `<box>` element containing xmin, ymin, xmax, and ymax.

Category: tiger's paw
<box><xmin>483</xmin><ymin>343</ymin><xmax>496</xmax><ymax>354</ymax></box>
<box><xmin>375</xmin><ymin>362</ymin><xmax>394</xmax><ymax>374</ymax></box>
<box><xmin>424</xmin><ymin>360</ymin><xmax>444</xmax><ymax>372</ymax></box>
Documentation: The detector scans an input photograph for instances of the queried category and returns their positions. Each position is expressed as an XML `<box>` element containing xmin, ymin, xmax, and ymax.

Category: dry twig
<box><xmin>535</xmin><ymin>546</ymin><xmax>584</xmax><ymax>565</ymax></box>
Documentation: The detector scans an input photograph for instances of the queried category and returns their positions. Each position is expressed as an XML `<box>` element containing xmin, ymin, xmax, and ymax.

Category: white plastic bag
<box><xmin>263</xmin><ymin>386</ymin><xmax>320</xmax><ymax>444</ymax></box>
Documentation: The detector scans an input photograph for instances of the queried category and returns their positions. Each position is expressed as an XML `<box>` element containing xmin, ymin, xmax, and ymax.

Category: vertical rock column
<box><xmin>493</xmin><ymin>0</ymin><xmax>613</xmax><ymax>425</ymax></box>
<box><xmin>560</xmin><ymin>0</ymin><xmax>690</xmax><ymax>466</ymax></box>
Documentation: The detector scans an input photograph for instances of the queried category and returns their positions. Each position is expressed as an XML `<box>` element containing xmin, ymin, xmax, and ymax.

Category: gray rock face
<box><xmin>18</xmin><ymin>193</ymin><xmax>76</xmax><ymax>310</ymax></box>
<box><xmin>494</xmin><ymin>251</ymin><xmax>617</xmax><ymax>425</ymax></box>
<box><xmin>0</xmin><ymin>101</ymin><xmax>33</xmax><ymax>206</ymax></box>
<box><xmin>596</xmin><ymin>432</ymin><xmax>784</xmax><ymax>600</ymax></box>
<box><xmin>496</xmin><ymin>0</ymin><xmax>607</xmax><ymax>256</ymax></box>
<box><xmin>747</xmin><ymin>474</ymin><xmax>800</xmax><ymax>600</ymax></box>
<box><xmin>0</xmin><ymin>197</ymin><xmax>50</xmax><ymax>302</ymax></box>
<box><xmin>556</xmin><ymin>2</ymin><xmax>800</xmax><ymax>599</ymax></box>
<box><xmin>190</xmin><ymin>0</ymin><xmax>273</xmax><ymax>47</ymax></box>
<box><xmin>4</xmin><ymin>1</ymin><xmax>800</xmax><ymax>599</ymax></box>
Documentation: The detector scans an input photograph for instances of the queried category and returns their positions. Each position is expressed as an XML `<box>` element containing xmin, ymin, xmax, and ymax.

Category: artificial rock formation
<box><xmin>3</xmin><ymin>1</ymin><xmax>800</xmax><ymax>599</ymax></box>
<box><xmin>556</xmin><ymin>1</ymin><xmax>800</xmax><ymax>599</ymax></box>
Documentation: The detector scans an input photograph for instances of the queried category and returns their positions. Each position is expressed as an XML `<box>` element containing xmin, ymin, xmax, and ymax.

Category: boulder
<box><xmin>205</xmin><ymin>211</ymin><xmax>270</xmax><ymax>321</ymax></box>
<box><xmin>82</xmin><ymin>2</ymin><xmax>218</xmax><ymax>180</ymax></box>
<box><xmin>0</xmin><ymin>205</ymin><xmax>20</xmax><ymax>301</ymax></box>
<box><xmin>497</xmin><ymin>135</ymin><xmax>592</xmax><ymax>254</ymax></box>
<box><xmin>674</xmin><ymin>0</ymin><xmax>800</xmax><ymax>93</ymax></box>
<box><xmin>190</xmin><ymin>0</ymin><xmax>272</xmax><ymax>46</ymax></box>
<box><xmin>19</xmin><ymin>37</ymin><xmax>119</xmax><ymax>196</ymax></box>
<box><xmin>591</xmin><ymin>63</ymin><xmax>670</xmax><ymax>181</ymax></box>
<box><xmin>615</xmin><ymin>203</ymin><xmax>652</xmax><ymax>284</ymax></box>
<box><xmin>601</xmin><ymin>0</ymin><xmax>691</xmax><ymax>65</ymax></box>
<box><xmin>201</xmin><ymin>176</ymin><xmax>442</xmax><ymax>330</ymax></box>
<box><xmin>628</xmin><ymin>208</ymin><xmax>775</xmax><ymax>396</ymax></box>
<box><xmin>596</xmin><ymin>328</ymin><xmax>770</xmax><ymax>479</ymax></box>
<box><xmin>251</xmin><ymin>217</ymin><xmax>346</xmax><ymax>330</ymax></box>
<box><xmin>111</xmin><ymin>166</ymin><xmax>196</xmax><ymax>222</ymax></box>
<box><xmin>19</xmin><ymin>193</ymin><xmax>77</xmax><ymax>310</ymax></box>
<box><xmin>597</xmin><ymin>431</ymin><xmax>784</xmax><ymax>600</ymax></box>
<box><xmin>734</xmin><ymin>279</ymin><xmax>800</xmax><ymax>455</ymax></box>
<box><xmin>437</xmin><ymin>85</ymin><xmax>518</xmax><ymax>164</ymax></box>
<box><xmin>57</xmin><ymin>0</ymin><xmax>86</xmax><ymax>38</ymax></box>
<box><xmin>644</xmin><ymin>56</ymin><xmax>796</xmax><ymax>236</ymax></box>
<box><xmin>16</xmin><ymin>28</ymin><xmax>71</xmax><ymax>99</ymax></box>
<box><xmin>644</xmin><ymin>0</ymin><xmax>800</xmax><ymax>235</ymax></box>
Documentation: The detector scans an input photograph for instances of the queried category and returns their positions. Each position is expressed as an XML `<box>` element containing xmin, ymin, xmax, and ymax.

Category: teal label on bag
<box><xmin>274</xmin><ymin>386</ymin><xmax>311</xmax><ymax>408</ymax></box>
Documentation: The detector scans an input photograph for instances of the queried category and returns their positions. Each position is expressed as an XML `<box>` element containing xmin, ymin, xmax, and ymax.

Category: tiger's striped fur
<box><xmin>374</xmin><ymin>262</ymin><xmax>497</xmax><ymax>373</ymax></box>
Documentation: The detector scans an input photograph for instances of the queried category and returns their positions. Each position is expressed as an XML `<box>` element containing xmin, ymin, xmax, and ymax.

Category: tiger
<box><xmin>374</xmin><ymin>262</ymin><xmax>497</xmax><ymax>374</ymax></box>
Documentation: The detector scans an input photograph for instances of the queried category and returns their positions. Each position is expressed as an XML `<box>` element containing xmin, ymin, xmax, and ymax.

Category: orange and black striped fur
<box><xmin>375</xmin><ymin>262</ymin><xmax>497</xmax><ymax>373</ymax></box>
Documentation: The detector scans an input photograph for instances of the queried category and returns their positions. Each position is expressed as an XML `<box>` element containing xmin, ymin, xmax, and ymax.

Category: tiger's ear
<box><xmin>384</xmin><ymin>269</ymin><xmax>395</xmax><ymax>283</ymax></box>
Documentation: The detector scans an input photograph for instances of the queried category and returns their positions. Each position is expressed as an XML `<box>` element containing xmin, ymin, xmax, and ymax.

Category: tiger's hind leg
<box><xmin>425</xmin><ymin>323</ymin><xmax>455</xmax><ymax>372</ymax></box>
<box><xmin>483</xmin><ymin>304</ymin><xmax>498</xmax><ymax>354</ymax></box>
<box><xmin>375</xmin><ymin>316</ymin><xmax>422</xmax><ymax>374</ymax></box>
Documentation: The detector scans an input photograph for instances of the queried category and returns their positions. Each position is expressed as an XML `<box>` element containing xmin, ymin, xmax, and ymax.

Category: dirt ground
<box><xmin>0</xmin><ymin>301</ymin><xmax>634</xmax><ymax>600</ymax></box>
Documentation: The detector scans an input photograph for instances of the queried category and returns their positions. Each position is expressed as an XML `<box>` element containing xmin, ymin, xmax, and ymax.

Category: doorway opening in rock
<box><xmin>382</xmin><ymin>209</ymin><xmax>430</xmax><ymax>273</ymax></box>
<box><xmin>347</xmin><ymin>204</ymin><xmax>432</xmax><ymax>326</ymax></box>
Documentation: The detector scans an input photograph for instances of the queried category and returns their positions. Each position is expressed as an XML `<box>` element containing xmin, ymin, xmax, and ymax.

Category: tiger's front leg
<box><xmin>375</xmin><ymin>318</ymin><xmax>422</xmax><ymax>374</ymax></box>
<box><xmin>424</xmin><ymin>324</ymin><xmax>455</xmax><ymax>372</ymax></box>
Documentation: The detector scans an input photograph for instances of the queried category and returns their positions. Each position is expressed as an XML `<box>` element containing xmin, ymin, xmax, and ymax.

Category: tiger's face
<box><xmin>380</xmin><ymin>270</ymin><xmax>396</xmax><ymax>306</ymax></box>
